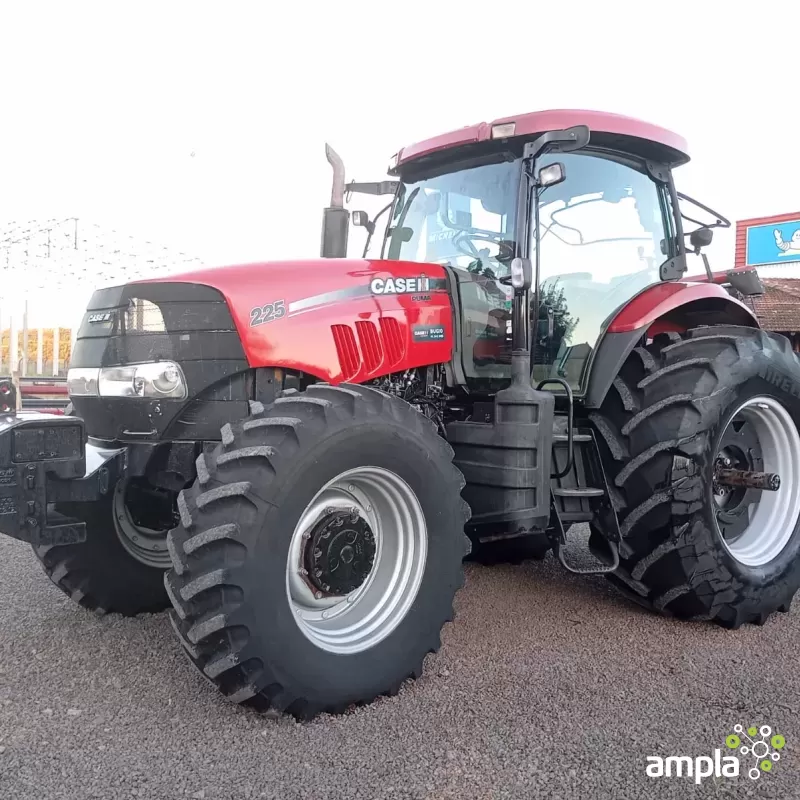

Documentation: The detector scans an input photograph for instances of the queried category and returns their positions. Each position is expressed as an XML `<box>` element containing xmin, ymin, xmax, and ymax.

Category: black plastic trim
<box><xmin>583</xmin><ymin>328</ymin><xmax>648</xmax><ymax>409</ymax></box>
<box><xmin>439</xmin><ymin>263</ymin><xmax>469</xmax><ymax>389</ymax></box>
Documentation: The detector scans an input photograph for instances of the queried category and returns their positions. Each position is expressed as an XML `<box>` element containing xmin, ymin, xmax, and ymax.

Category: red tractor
<box><xmin>1</xmin><ymin>109</ymin><xmax>797</xmax><ymax>719</ymax></box>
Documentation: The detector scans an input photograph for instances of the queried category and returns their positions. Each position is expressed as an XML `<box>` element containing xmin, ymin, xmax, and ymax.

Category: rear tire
<box><xmin>591</xmin><ymin>326</ymin><xmax>800</xmax><ymax>628</ymax></box>
<box><xmin>164</xmin><ymin>384</ymin><xmax>471</xmax><ymax>718</ymax></box>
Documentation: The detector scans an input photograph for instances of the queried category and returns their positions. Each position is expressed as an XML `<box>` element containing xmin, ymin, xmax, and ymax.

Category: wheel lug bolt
<box><xmin>315</xmin><ymin>569</ymin><xmax>322</xmax><ymax>578</ymax></box>
<box><xmin>314</xmin><ymin>591</ymin><xmax>323</xmax><ymax>599</ymax></box>
<box><xmin>314</xmin><ymin>548</ymin><xmax>322</xmax><ymax>558</ymax></box>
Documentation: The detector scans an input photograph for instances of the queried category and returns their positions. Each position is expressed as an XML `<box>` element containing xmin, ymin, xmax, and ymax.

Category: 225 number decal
<box><xmin>250</xmin><ymin>299</ymin><xmax>286</xmax><ymax>327</ymax></box>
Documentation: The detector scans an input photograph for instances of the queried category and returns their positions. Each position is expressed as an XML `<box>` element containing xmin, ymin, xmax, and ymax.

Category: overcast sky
<box><xmin>1</xmin><ymin>1</ymin><xmax>799</xmax><ymax>327</ymax></box>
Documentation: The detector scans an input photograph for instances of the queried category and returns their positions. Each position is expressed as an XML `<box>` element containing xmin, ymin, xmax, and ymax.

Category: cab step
<box><xmin>552</xmin><ymin>487</ymin><xmax>604</xmax><ymax>498</ymax></box>
<box><xmin>555</xmin><ymin>538</ymin><xmax>620</xmax><ymax>575</ymax></box>
<box><xmin>554</xmin><ymin>433</ymin><xmax>592</xmax><ymax>443</ymax></box>
<box><xmin>549</xmin><ymin>502</ymin><xmax>620</xmax><ymax>575</ymax></box>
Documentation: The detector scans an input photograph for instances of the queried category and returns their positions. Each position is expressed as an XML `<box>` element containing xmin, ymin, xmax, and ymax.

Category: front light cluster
<box><xmin>67</xmin><ymin>362</ymin><xmax>187</xmax><ymax>400</ymax></box>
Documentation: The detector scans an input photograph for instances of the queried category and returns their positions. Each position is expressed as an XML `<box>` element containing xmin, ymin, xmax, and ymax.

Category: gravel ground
<box><xmin>1</xmin><ymin>527</ymin><xmax>798</xmax><ymax>800</ymax></box>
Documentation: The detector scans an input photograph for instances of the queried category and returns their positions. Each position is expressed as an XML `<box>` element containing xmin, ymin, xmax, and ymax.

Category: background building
<box><xmin>735</xmin><ymin>211</ymin><xmax>800</xmax><ymax>278</ymax></box>
<box><xmin>0</xmin><ymin>218</ymin><xmax>202</xmax><ymax>376</ymax></box>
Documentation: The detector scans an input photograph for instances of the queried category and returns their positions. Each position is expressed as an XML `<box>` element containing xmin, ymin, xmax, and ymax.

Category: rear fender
<box><xmin>583</xmin><ymin>284</ymin><xmax>759</xmax><ymax>409</ymax></box>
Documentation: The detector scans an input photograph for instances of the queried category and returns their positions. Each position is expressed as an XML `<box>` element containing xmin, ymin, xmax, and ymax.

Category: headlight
<box><xmin>67</xmin><ymin>361</ymin><xmax>187</xmax><ymax>400</ymax></box>
<box><xmin>67</xmin><ymin>368</ymin><xmax>100</xmax><ymax>397</ymax></box>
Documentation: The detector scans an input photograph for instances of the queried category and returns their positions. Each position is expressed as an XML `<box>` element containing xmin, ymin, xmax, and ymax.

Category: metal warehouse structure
<box><xmin>0</xmin><ymin>218</ymin><xmax>203</xmax><ymax>376</ymax></box>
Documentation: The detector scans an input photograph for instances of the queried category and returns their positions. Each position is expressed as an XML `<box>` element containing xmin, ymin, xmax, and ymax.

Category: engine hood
<box><xmin>136</xmin><ymin>257</ymin><xmax>447</xmax><ymax>320</ymax></box>
<box><xmin>134</xmin><ymin>257</ymin><xmax>453</xmax><ymax>377</ymax></box>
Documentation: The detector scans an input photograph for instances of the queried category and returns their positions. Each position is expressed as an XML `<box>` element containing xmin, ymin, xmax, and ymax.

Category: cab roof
<box><xmin>391</xmin><ymin>109</ymin><xmax>690</xmax><ymax>173</ymax></box>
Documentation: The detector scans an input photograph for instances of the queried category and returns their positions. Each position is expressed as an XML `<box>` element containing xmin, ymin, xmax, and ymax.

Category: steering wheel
<box><xmin>453</xmin><ymin>231</ymin><xmax>515</xmax><ymax>264</ymax></box>
<box><xmin>453</xmin><ymin>231</ymin><xmax>498</xmax><ymax>258</ymax></box>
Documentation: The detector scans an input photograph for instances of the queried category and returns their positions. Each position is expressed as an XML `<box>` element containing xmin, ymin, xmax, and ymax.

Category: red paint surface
<box><xmin>139</xmin><ymin>259</ymin><xmax>453</xmax><ymax>384</ymax></box>
<box><xmin>646</xmin><ymin>319</ymin><xmax>687</xmax><ymax>337</ymax></box>
<box><xmin>19</xmin><ymin>383</ymin><xmax>68</xmax><ymax>397</ymax></box>
<box><xmin>607</xmin><ymin>281</ymin><xmax>758</xmax><ymax>333</ymax></box>
<box><xmin>735</xmin><ymin>211</ymin><xmax>800</xmax><ymax>267</ymax></box>
<box><xmin>394</xmin><ymin>109</ymin><xmax>689</xmax><ymax>169</ymax></box>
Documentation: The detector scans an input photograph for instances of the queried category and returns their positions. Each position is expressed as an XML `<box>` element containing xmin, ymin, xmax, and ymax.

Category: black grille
<box><xmin>71</xmin><ymin>282</ymin><xmax>245</xmax><ymax>368</ymax></box>
<box><xmin>124</xmin><ymin>298</ymin><xmax>166</xmax><ymax>334</ymax></box>
<box><xmin>70</xmin><ymin>281</ymin><xmax>249</xmax><ymax>442</ymax></box>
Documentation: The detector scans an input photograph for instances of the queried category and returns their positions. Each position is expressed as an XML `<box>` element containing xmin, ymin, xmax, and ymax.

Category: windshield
<box><xmin>383</xmin><ymin>159</ymin><xmax>521</xmax><ymax>281</ymax></box>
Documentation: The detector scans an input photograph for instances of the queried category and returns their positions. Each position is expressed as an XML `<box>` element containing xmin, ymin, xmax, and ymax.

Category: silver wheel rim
<box><xmin>286</xmin><ymin>466</ymin><xmax>428</xmax><ymax>655</ymax></box>
<box><xmin>112</xmin><ymin>479</ymin><xmax>173</xmax><ymax>569</ymax></box>
<box><xmin>714</xmin><ymin>395</ymin><xmax>800</xmax><ymax>567</ymax></box>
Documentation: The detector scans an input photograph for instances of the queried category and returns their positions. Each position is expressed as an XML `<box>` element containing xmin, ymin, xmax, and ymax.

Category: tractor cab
<box><xmin>329</xmin><ymin>110</ymin><xmax>735</xmax><ymax>399</ymax></box>
<box><xmin>382</xmin><ymin>144</ymin><xmax>675</xmax><ymax>393</ymax></box>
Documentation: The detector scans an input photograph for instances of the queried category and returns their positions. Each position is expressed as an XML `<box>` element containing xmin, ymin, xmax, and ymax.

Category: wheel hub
<box><xmin>112</xmin><ymin>478</ymin><xmax>176</xmax><ymax>569</ymax></box>
<box><xmin>286</xmin><ymin>465</ymin><xmax>428</xmax><ymax>655</ymax></box>
<box><xmin>303</xmin><ymin>509</ymin><xmax>376</xmax><ymax>595</ymax></box>
<box><xmin>711</xmin><ymin>396</ymin><xmax>800</xmax><ymax>566</ymax></box>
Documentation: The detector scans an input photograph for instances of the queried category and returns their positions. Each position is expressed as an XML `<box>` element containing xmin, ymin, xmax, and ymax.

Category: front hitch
<box><xmin>0</xmin><ymin>411</ymin><xmax>124</xmax><ymax>546</ymax></box>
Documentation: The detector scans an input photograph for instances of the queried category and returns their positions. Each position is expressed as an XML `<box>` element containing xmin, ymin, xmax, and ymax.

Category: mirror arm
<box><xmin>676</xmin><ymin>190</ymin><xmax>731</xmax><ymax>229</ymax></box>
<box><xmin>345</xmin><ymin>180</ymin><xmax>400</xmax><ymax>201</ymax></box>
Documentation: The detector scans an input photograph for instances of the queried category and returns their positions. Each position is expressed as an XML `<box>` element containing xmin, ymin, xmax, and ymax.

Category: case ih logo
<box><xmin>87</xmin><ymin>312</ymin><xmax>112</xmax><ymax>323</ymax></box>
<box><xmin>370</xmin><ymin>276</ymin><xmax>430</xmax><ymax>295</ymax></box>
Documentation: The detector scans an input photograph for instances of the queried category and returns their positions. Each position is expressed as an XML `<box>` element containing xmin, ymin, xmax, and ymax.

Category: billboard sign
<box><xmin>746</xmin><ymin>218</ymin><xmax>800</xmax><ymax>266</ymax></box>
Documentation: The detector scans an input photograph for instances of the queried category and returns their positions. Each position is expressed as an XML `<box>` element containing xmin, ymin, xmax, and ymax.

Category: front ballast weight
<box><xmin>0</xmin><ymin>412</ymin><xmax>122</xmax><ymax>547</ymax></box>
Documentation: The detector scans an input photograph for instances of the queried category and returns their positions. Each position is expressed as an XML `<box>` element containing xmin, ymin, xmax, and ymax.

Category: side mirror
<box><xmin>690</xmin><ymin>227</ymin><xmax>714</xmax><ymax>252</ymax></box>
<box><xmin>510</xmin><ymin>257</ymin><xmax>533</xmax><ymax>292</ymax></box>
<box><xmin>537</xmin><ymin>162</ymin><xmax>566</xmax><ymax>189</ymax></box>
<box><xmin>352</xmin><ymin>210</ymin><xmax>375</xmax><ymax>235</ymax></box>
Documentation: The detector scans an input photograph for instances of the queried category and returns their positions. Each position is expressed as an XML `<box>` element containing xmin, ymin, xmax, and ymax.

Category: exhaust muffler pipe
<box><xmin>320</xmin><ymin>144</ymin><xmax>349</xmax><ymax>258</ymax></box>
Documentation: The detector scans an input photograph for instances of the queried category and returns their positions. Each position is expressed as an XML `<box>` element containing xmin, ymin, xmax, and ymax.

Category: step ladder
<box><xmin>550</xmin><ymin>425</ymin><xmax>620</xmax><ymax>575</ymax></box>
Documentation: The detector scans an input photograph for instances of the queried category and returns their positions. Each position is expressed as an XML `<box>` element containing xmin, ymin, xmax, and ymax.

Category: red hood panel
<box><xmin>135</xmin><ymin>258</ymin><xmax>454</xmax><ymax>382</ymax></box>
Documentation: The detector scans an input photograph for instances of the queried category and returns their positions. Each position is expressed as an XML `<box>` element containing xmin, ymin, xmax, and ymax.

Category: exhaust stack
<box><xmin>320</xmin><ymin>144</ymin><xmax>350</xmax><ymax>258</ymax></box>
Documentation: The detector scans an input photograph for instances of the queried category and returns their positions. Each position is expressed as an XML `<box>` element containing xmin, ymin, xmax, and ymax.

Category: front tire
<box><xmin>34</xmin><ymin>484</ymin><xmax>172</xmax><ymax>616</ymax></box>
<box><xmin>592</xmin><ymin>326</ymin><xmax>800</xmax><ymax>628</ymax></box>
<box><xmin>164</xmin><ymin>384</ymin><xmax>471</xmax><ymax>718</ymax></box>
